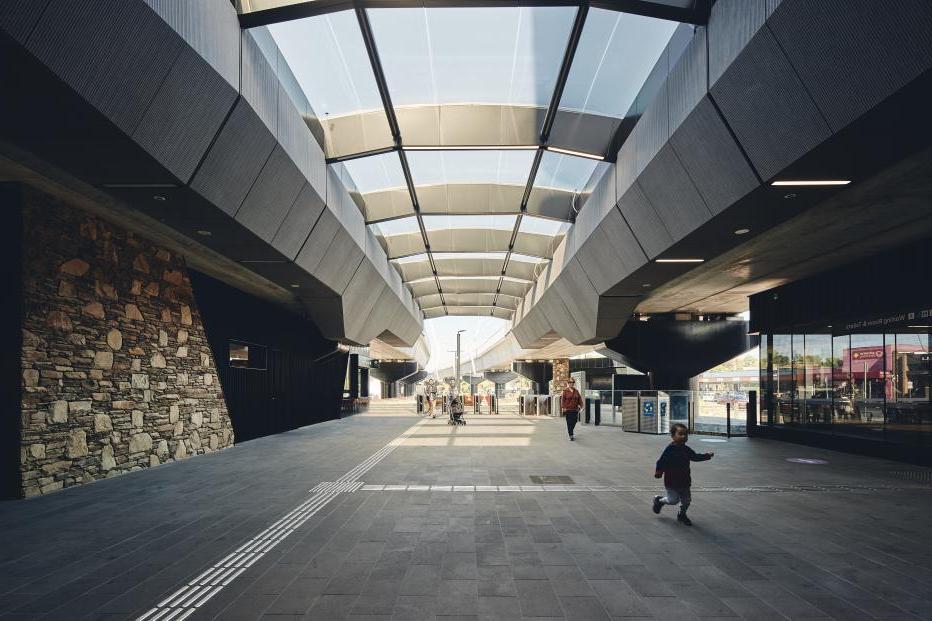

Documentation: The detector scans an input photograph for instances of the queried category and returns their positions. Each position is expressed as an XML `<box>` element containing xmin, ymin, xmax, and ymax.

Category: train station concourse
<box><xmin>1</xmin><ymin>0</ymin><xmax>931</xmax><ymax>619</ymax></box>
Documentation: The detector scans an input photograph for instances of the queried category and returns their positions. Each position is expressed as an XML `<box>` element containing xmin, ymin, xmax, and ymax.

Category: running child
<box><xmin>652</xmin><ymin>423</ymin><xmax>713</xmax><ymax>525</ymax></box>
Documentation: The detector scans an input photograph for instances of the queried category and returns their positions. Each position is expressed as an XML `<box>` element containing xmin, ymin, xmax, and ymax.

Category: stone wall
<box><xmin>550</xmin><ymin>358</ymin><xmax>570</xmax><ymax>393</ymax></box>
<box><xmin>19</xmin><ymin>190</ymin><xmax>234</xmax><ymax>497</ymax></box>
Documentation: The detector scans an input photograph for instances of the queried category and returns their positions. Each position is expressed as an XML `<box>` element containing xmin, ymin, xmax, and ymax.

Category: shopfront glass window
<box><xmin>832</xmin><ymin>335</ymin><xmax>853</xmax><ymax>425</ymax></box>
<box><xmin>887</xmin><ymin>333</ymin><xmax>931</xmax><ymax>443</ymax></box>
<box><xmin>772</xmin><ymin>335</ymin><xmax>792</xmax><ymax>425</ymax></box>
<box><xmin>847</xmin><ymin>334</ymin><xmax>885</xmax><ymax>437</ymax></box>
<box><xmin>803</xmin><ymin>334</ymin><xmax>832</xmax><ymax>426</ymax></box>
<box><xmin>789</xmin><ymin>335</ymin><xmax>805</xmax><ymax>425</ymax></box>
<box><xmin>760</xmin><ymin>335</ymin><xmax>770</xmax><ymax>424</ymax></box>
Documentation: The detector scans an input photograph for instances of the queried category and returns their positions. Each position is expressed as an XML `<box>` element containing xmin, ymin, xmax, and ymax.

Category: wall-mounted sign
<box><xmin>643</xmin><ymin>401</ymin><xmax>654</xmax><ymax>417</ymax></box>
<box><xmin>851</xmin><ymin>348</ymin><xmax>883</xmax><ymax>360</ymax></box>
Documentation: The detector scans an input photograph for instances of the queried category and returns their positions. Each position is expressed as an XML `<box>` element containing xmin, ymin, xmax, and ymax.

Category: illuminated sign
<box><xmin>851</xmin><ymin>348</ymin><xmax>883</xmax><ymax>360</ymax></box>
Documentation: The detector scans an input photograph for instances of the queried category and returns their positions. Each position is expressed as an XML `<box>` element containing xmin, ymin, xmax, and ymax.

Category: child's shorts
<box><xmin>662</xmin><ymin>487</ymin><xmax>691</xmax><ymax>509</ymax></box>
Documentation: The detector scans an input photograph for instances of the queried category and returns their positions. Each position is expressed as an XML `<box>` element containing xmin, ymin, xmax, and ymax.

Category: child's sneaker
<box><xmin>652</xmin><ymin>496</ymin><xmax>663</xmax><ymax>514</ymax></box>
<box><xmin>676</xmin><ymin>512</ymin><xmax>692</xmax><ymax>526</ymax></box>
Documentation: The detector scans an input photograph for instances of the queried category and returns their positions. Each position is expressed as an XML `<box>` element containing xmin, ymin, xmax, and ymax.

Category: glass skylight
<box><xmin>422</xmin><ymin>215</ymin><xmax>517</xmax><ymax>232</ymax></box>
<box><xmin>368</xmin><ymin>6</ymin><xmax>576</xmax><ymax>107</ymax></box>
<box><xmin>406</xmin><ymin>150</ymin><xmax>535</xmax><ymax>186</ymax></box>
<box><xmin>370</xmin><ymin>216</ymin><xmax>420</xmax><ymax>237</ymax></box>
<box><xmin>341</xmin><ymin>152</ymin><xmax>407</xmax><ymax>194</ymax></box>
<box><xmin>519</xmin><ymin>215</ymin><xmax>571</xmax><ymax>237</ymax></box>
<box><xmin>534</xmin><ymin>151</ymin><xmax>602</xmax><ymax>191</ymax></box>
<box><xmin>559</xmin><ymin>8</ymin><xmax>677</xmax><ymax>118</ymax></box>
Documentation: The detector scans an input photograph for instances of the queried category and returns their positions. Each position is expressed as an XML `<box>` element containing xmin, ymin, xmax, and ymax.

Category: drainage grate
<box><xmin>890</xmin><ymin>470</ymin><xmax>932</xmax><ymax>483</ymax></box>
<box><xmin>530</xmin><ymin>475</ymin><xmax>575</xmax><ymax>484</ymax></box>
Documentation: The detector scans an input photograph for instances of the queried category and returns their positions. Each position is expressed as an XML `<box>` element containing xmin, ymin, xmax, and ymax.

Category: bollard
<box><xmin>726</xmin><ymin>402</ymin><xmax>732</xmax><ymax>438</ymax></box>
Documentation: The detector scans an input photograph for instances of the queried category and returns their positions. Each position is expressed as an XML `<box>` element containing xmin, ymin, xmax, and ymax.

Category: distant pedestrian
<box><xmin>561</xmin><ymin>378</ymin><xmax>583</xmax><ymax>441</ymax></box>
<box><xmin>652</xmin><ymin>423</ymin><xmax>713</xmax><ymax>525</ymax></box>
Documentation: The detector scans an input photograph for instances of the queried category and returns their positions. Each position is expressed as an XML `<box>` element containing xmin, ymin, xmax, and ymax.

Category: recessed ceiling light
<box><xmin>734</xmin><ymin>228</ymin><xmax>750</xmax><ymax>235</ymax></box>
<box><xmin>153</xmin><ymin>194</ymin><xmax>167</xmax><ymax>201</ymax></box>
<box><xmin>290</xmin><ymin>284</ymin><xmax>300</xmax><ymax>289</ymax></box>
<box><xmin>546</xmin><ymin>146</ymin><xmax>604</xmax><ymax>161</ymax></box>
<box><xmin>771</xmin><ymin>180</ymin><xmax>851</xmax><ymax>186</ymax></box>
<box><xmin>783</xmin><ymin>193</ymin><xmax>797</xmax><ymax>199</ymax></box>
<box><xmin>907</xmin><ymin>325</ymin><xmax>931</xmax><ymax>329</ymax></box>
<box><xmin>655</xmin><ymin>258</ymin><xmax>705</xmax><ymax>263</ymax></box>
<box><xmin>196</xmin><ymin>230</ymin><xmax>212</xmax><ymax>236</ymax></box>
<box><xmin>642</xmin><ymin>283</ymin><xmax>651</xmax><ymax>287</ymax></box>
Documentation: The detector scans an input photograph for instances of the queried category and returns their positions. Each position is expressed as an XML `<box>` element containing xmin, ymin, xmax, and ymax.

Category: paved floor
<box><xmin>2</xmin><ymin>411</ymin><xmax>932</xmax><ymax>621</ymax></box>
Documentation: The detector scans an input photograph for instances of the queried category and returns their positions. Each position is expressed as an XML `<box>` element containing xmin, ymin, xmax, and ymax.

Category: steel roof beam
<box><xmin>239</xmin><ymin>0</ymin><xmax>710</xmax><ymax>29</ymax></box>
<box><xmin>355</xmin><ymin>3</ymin><xmax>446</xmax><ymax>313</ymax></box>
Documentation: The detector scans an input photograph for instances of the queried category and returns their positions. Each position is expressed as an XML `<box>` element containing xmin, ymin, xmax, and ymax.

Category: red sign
<box><xmin>851</xmin><ymin>348</ymin><xmax>883</xmax><ymax>360</ymax></box>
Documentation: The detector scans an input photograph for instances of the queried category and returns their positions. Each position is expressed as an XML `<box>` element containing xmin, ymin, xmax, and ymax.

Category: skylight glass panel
<box><xmin>392</xmin><ymin>253</ymin><xmax>429</xmax><ymax>264</ymax></box>
<box><xmin>270</xmin><ymin>10</ymin><xmax>386</xmax><ymax>118</ymax></box>
<box><xmin>368</xmin><ymin>6</ymin><xmax>576</xmax><ymax>107</ymax></box>
<box><xmin>429</xmin><ymin>252</ymin><xmax>508</xmax><ymax>260</ymax></box>
<box><xmin>340</xmin><ymin>153</ymin><xmax>407</xmax><ymax>194</ymax></box>
<box><xmin>510</xmin><ymin>253</ymin><xmax>550</xmax><ymax>264</ymax></box>
<box><xmin>422</xmin><ymin>215</ymin><xmax>517</xmax><ymax>232</ymax></box>
<box><xmin>520</xmin><ymin>215</ymin><xmax>571</xmax><ymax>237</ymax></box>
<box><xmin>406</xmin><ymin>150</ymin><xmax>535</xmax><ymax>186</ymax></box>
<box><xmin>559</xmin><ymin>9</ymin><xmax>677</xmax><ymax>118</ymax></box>
<box><xmin>535</xmin><ymin>151</ymin><xmax>601</xmax><ymax>191</ymax></box>
<box><xmin>370</xmin><ymin>216</ymin><xmax>420</xmax><ymax>237</ymax></box>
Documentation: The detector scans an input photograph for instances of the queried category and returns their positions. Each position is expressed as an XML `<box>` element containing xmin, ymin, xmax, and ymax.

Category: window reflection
<box><xmin>759</xmin><ymin>329</ymin><xmax>931</xmax><ymax>446</ymax></box>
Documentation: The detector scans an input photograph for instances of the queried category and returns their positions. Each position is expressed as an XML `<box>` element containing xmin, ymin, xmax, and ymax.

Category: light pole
<box><xmin>455</xmin><ymin>330</ymin><xmax>466</xmax><ymax>395</ymax></box>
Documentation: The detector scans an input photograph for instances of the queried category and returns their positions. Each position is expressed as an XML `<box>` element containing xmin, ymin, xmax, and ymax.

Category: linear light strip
<box><xmin>546</xmin><ymin>145</ymin><xmax>604</xmax><ymax>161</ymax></box>
<box><xmin>770</xmin><ymin>180</ymin><xmax>851</xmax><ymax>186</ymax></box>
<box><xmin>655</xmin><ymin>258</ymin><xmax>705</xmax><ymax>263</ymax></box>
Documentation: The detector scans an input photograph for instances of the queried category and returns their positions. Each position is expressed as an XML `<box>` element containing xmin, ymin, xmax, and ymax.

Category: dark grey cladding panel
<box><xmin>272</xmin><ymin>183</ymin><xmax>326</xmax><ymax>260</ymax></box>
<box><xmin>25</xmin><ymin>0</ymin><xmax>183</xmax><ymax>135</ymax></box>
<box><xmin>670</xmin><ymin>96</ymin><xmax>759</xmax><ymax>214</ymax></box>
<box><xmin>144</xmin><ymin>0</ymin><xmax>240</xmax><ymax>89</ymax></box>
<box><xmin>637</xmin><ymin>143</ymin><xmax>711</xmax><ymax>242</ymax></box>
<box><xmin>277</xmin><ymin>80</ymin><xmax>312</xmax><ymax>181</ymax></box>
<box><xmin>576</xmin><ymin>208</ymin><xmax>647</xmax><ymax>295</ymax></box>
<box><xmin>768</xmin><ymin>0</ymin><xmax>932</xmax><ymax>132</ymax></box>
<box><xmin>618</xmin><ymin>181</ymin><xmax>671</xmax><ymax>260</ymax></box>
<box><xmin>0</xmin><ymin>0</ymin><xmax>49</xmax><ymax>44</ymax></box>
<box><xmin>295</xmin><ymin>210</ymin><xmax>365</xmax><ymax>295</ymax></box>
<box><xmin>236</xmin><ymin>145</ymin><xmax>305</xmax><ymax>243</ymax></box>
<box><xmin>190</xmin><ymin>98</ymin><xmax>277</xmax><ymax>216</ymax></box>
<box><xmin>708</xmin><ymin>0</ymin><xmax>769</xmax><ymax>86</ymax></box>
<box><xmin>710</xmin><ymin>26</ymin><xmax>832</xmax><ymax>181</ymax></box>
<box><xmin>241</xmin><ymin>29</ymin><xmax>278</xmax><ymax>137</ymax></box>
<box><xmin>133</xmin><ymin>46</ymin><xmax>238</xmax><ymax>183</ymax></box>
<box><xmin>343</xmin><ymin>261</ymin><xmax>387</xmax><ymax>344</ymax></box>
<box><xmin>667</xmin><ymin>26</ymin><xmax>707</xmax><ymax>135</ymax></box>
<box><xmin>635</xmin><ymin>81</ymin><xmax>669</xmax><ymax>173</ymax></box>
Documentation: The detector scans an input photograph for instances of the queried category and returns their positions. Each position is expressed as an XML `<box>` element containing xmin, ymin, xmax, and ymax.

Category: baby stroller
<box><xmin>448</xmin><ymin>394</ymin><xmax>466</xmax><ymax>425</ymax></box>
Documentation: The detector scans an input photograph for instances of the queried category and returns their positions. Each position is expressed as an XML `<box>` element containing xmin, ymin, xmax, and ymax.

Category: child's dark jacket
<box><xmin>655</xmin><ymin>443</ymin><xmax>711</xmax><ymax>489</ymax></box>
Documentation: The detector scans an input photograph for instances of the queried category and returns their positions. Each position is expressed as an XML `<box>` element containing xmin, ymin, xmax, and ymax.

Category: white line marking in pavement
<box><xmin>135</xmin><ymin>419</ymin><xmax>426</xmax><ymax>621</ymax></box>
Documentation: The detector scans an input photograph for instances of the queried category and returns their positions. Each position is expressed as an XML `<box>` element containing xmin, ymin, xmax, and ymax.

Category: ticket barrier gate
<box><xmin>619</xmin><ymin>390</ymin><xmax>670</xmax><ymax>434</ymax></box>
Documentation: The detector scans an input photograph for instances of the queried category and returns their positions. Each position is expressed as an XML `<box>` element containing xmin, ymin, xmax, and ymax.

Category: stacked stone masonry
<box><xmin>19</xmin><ymin>191</ymin><xmax>234</xmax><ymax>497</ymax></box>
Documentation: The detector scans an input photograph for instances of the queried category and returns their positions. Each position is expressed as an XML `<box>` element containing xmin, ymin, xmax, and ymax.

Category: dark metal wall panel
<box><xmin>670</xmin><ymin>96</ymin><xmax>759</xmax><ymax>214</ymax></box>
<box><xmin>768</xmin><ymin>0</ymin><xmax>932</xmax><ymax>133</ymax></box>
<box><xmin>667</xmin><ymin>26</ymin><xmax>707</xmax><ymax>135</ymax></box>
<box><xmin>271</xmin><ymin>183</ymin><xmax>326</xmax><ymax>260</ymax></box>
<box><xmin>190</xmin><ymin>98</ymin><xmax>277</xmax><ymax>216</ymax></box>
<box><xmin>296</xmin><ymin>211</ymin><xmax>365</xmax><ymax>296</ymax></box>
<box><xmin>0</xmin><ymin>0</ymin><xmax>49</xmax><ymax>44</ymax></box>
<box><xmin>133</xmin><ymin>46</ymin><xmax>239</xmax><ymax>183</ymax></box>
<box><xmin>241</xmin><ymin>29</ymin><xmax>279</xmax><ymax>138</ymax></box>
<box><xmin>341</xmin><ymin>263</ymin><xmax>386</xmax><ymax>345</ymax></box>
<box><xmin>637</xmin><ymin>144</ymin><xmax>711</xmax><ymax>242</ymax></box>
<box><xmin>236</xmin><ymin>145</ymin><xmax>306</xmax><ymax>243</ymax></box>
<box><xmin>708</xmin><ymin>0</ymin><xmax>769</xmax><ymax>86</ymax></box>
<box><xmin>635</xmin><ymin>81</ymin><xmax>670</xmax><ymax>173</ymax></box>
<box><xmin>618</xmin><ymin>181</ymin><xmax>671</xmax><ymax>259</ymax></box>
<box><xmin>614</xmin><ymin>132</ymin><xmax>638</xmax><ymax>202</ymax></box>
<box><xmin>277</xmin><ymin>81</ymin><xmax>313</xmax><ymax>181</ymax></box>
<box><xmin>710</xmin><ymin>26</ymin><xmax>832</xmax><ymax>181</ymax></box>
<box><xmin>144</xmin><ymin>0</ymin><xmax>240</xmax><ymax>89</ymax></box>
<box><xmin>25</xmin><ymin>0</ymin><xmax>183</xmax><ymax>135</ymax></box>
<box><xmin>577</xmin><ymin>208</ymin><xmax>648</xmax><ymax>296</ymax></box>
